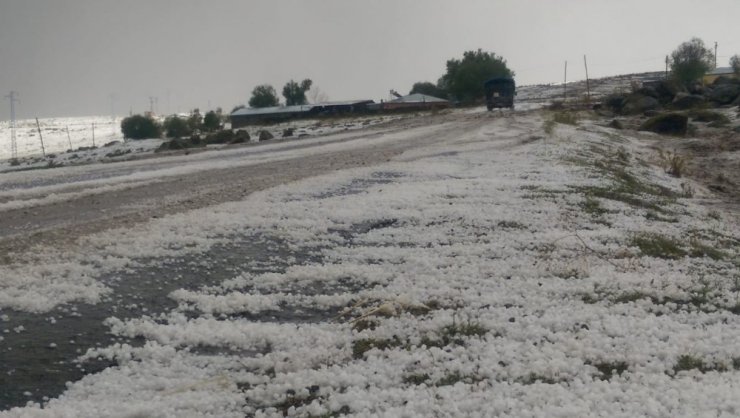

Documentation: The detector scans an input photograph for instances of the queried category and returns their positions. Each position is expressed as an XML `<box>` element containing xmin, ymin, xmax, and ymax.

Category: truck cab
<box><xmin>484</xmin><ymin>77</ymin><xmax>516</xmax><ymax>110</ymax></box>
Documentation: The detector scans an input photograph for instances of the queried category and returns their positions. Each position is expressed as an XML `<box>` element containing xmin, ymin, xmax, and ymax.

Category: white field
<box><xmin>2</xmin><ymin>78</ymin><xmax>740</xmax><ymax>416</ymax></box>
<box><xmin>0</xmin><ymin>114</ymin><xmax>409</xmax><ymax>171</ymax></box>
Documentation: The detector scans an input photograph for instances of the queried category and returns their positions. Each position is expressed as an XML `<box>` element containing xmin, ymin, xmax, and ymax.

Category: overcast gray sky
<box><xmin>1</xmin><ymin>0</ymin><xmax>739</xmax><ymax>119</ymax></box>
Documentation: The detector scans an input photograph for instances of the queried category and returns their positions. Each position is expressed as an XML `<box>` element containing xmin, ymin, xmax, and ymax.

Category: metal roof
<box><xmin>707</xmin><ymin>67</ymin><xmax>734</xmax><ymax>75</ymax></box>
<box><xmin>231</xmin><ymin>105</ymin><xmax>315</xmax><ymax>117</ymax></box>
<box><xmin>311</xmin><ymin>99</ymin><xmax>375</xmax><ymax>106</ymax></box>
<box><xmin>230</xmin><ymin>100</ymin><xmax>375</xmax><ymax>116</ymax></box>
<box><xmin>390</xmin><ymin>94</ymin><xmax>448</xmax><ymax>103</ymax></box>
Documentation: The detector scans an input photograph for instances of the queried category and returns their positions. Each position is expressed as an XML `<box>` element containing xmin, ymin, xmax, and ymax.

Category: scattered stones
<box><xmin>206</xmin><ymin>130</ymin><xmax>234</xmax><ymax>144</ymax></box>
<box><xmin>282</xmin><ymin>128</ymin><xmax>294</xmax><ymax>138</ymax></box>
<box><xmin>258</xmin><ymin>130</ymin><xmax>274</xmax><ymax>141</ymax></box>
<box><xmin>689</xmin><ymin>109</ymin><xmax>731</xmax><ymax>125</ymax></box>
<box><xmin>639</xmin><ymin>113</ymin><xmax>688</xmax><ymax>136</ymax></box>
<box><xmin>608</xmin><ymin>119</ymin><xmax>624</xmax><ymax>130</ymax></box>
<box><xmin>620</xmin><ymin>94</ymin><xmax>660</xmax><ymax>115</ymax></box>
<box><xmin>672</xmin><ymin>93</ymin><xmax>705</xmax><ymax>110</ymax></box>
<box><xmin>653</xmin><ymin>79</ymin><xmax>686</xmax><ymax>104</ymax></box>
<box><xmin>231</xmin><ymin>130</ymin><xmax>251</xmax><ymax>144</ymax></box>
<box><xmin>707</xmin><ymin>84</ymin><xmax>740</xmax><ymax>105</ymax></box>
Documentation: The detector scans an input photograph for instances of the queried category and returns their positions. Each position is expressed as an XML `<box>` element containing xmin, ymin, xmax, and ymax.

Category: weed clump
<box><xmin>658</xmin><ymin>149</ymin><xmax>688</xmax><ymax>177</ymax></box>
<box><xmin>630</xmin><ymin>233</ymin><xmax>686</xmax><ymax>259</ymax></box>
<box><xmin>352</xmin><ymin>337</ymin><xmax>402</xmax><ymax>359</ymax></box>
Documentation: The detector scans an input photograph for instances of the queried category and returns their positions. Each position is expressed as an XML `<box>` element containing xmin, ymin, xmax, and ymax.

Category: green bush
<box><xmin>202</xmin><ymin>110</ymin><xmax>221</xmax><ymax>132</ymax></box>
<box><xmin>282</xmin><ymin>79</ymin><xmax>312</xmax><ymax>106</ymax></box>
<box><xmin>670</xmin><ymin>38</ymin><xmax>714</xmax><ymax>86</ymax></box>
<box><xmin>120</xmin><ymin>114</ymin><xmax>162</xmax><ymax>140</ymax></box>
<box><xmin>439</xmin><ymin>49</ymin><xmax>514</xmax><ymax>103</ymax></box>
<box><xmin>163</xmin><ymin>115</ymin><xmax>192</xmax><ymax>138</ymax></box>
<box><xmin>249</xmin><ymin>84</ymin><xmax>280</xmax><ymax>108</ymax></box>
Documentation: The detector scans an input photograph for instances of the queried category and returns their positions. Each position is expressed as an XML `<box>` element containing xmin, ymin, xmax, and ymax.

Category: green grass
<box><xmin>644</xmin><ymin>210</ymin><xmax>679</xmax><ymax>223</ymax></box>
<box><xmin>497</xmin><ymin>220</ymin><xmax>527</xmax><ymax>229</ymax></box>
<box><xmin>688</xmin><ymin>239</ymin><xmax>727</xmax><ymax>260</ymax></box>
<box><xmin>674</xmin><ymin>355</ymin><xmax>709</xmax><ymax>373</ymax></box>
<box><xmin>420</xmin><ymin>321</ymin><xmax>488</xmax><ymax>348</ymax></box>
<box><xmin>402</xmin><ymin>373</ymin><xmax>430</xmax><ymax>385</ymax></box>
<box><xmin>580</xmin><ymin>197</ymin><xmax>608</xmax><ymax>216</ymax></box>
<box><xmin>591</xmin><ymin>361</ymin><xmax>629</xmax><ymax>380</ymax></box>
<box><xmin>630</xmin><ymin>233</ymin><xmax>686</xmax><ymax>259</ymax></box>
<box><xmin>352</xmin><ymin>337</ymin><xmax>403</xmax><ymax>359</ymax></box>
<box><xmin>553</xmin><ymin>111</ymin><xmax>579</xmax><ymax>125</ymax></box>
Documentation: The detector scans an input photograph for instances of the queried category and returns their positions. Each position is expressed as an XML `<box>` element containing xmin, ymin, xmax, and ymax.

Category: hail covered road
<box><xmin>0</xmin><ymin>110</ymin><xmax>524</xmax><ymax>258</ymax></box>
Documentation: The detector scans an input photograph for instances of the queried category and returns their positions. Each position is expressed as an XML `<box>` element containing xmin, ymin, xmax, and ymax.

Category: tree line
<box><xmin>244</xmin><ymin>50</ymin><xmax>516</xmax><ymax>109</ymax></box>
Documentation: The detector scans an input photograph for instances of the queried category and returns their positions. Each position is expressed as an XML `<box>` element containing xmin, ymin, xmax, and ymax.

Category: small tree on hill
<box><xmin>670</xmin><ymin>38</ymin><xmax>714</xmax><ymax>86</ymax></box>
<box><xmin>409</xmin><ymin>81</ymin><xmax>448</xmax><ymax>99</ymax></box>
<box><xmin>163</xmin><ymin>115</ymin><xmax>191</xmax><ymax>138</ymax></box>
<box><xmin>186</xmin><ymin>109</ymin><xmax>202</xmax><ymax>132</ymax></box>
<box><xmin>731</xmin><ymin>54</ymin><xmax>740</xmax><ymax>75</ymax></box>
<box><xmin>121</xmin><ymin>114</ymin><xmax>162</xmax><ymax>140</ymax></box>
<box><xmin>282</xmin><ymin>79</ymin><xmax>313</xmax><ymax>106</ymax></box>
<box><xmin>440</xmin><ymin>49</ymin><xmax>514</xmax><ymax>103</ymax></box>
<box><xmin>202</xmin><ymin>110</ymin><xmax>221</xmax><ymax>132</ymax></box>
<box><xmin>249</xmin><ymin>84</ymin><xmax>280</xmax><ymax>108</ymax></box>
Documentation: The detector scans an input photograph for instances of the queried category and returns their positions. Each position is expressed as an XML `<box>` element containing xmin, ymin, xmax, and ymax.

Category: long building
<box><xmin>230</xmin><ymin>100</ymin><xmax>374</xmax><ymax>128</ymax></box>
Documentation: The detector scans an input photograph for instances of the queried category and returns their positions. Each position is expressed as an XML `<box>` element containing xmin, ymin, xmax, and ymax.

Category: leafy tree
<box><xmin>203</xmin><ymin>110</ymin><xmax>221</xmax><ymax>131</ymax></box>
<box><xmin>249</xmin><ymin>84</ymin><xmax>280</xmax><ymax>108</ymax></box>
<box><xmin>409</xmin><ymin>81</ymin><xmax>448</xmax><ymax>99</ymax></box>
<box><xmin>440</xmin><ymin>49</ymin><xmax>514</xmax><ymax>103</ymax></box>
<box><xmin>121</xmin><ymin>114</ymin><xmax>162</xmax><ymax>140</ymax></box>
<box><xmin>163</xmin><ymin>115</ymin><xmax>191</xmax><ymax>138</ymax></box>
<box><xmin>282</xmin><ymin>79</ymin><xmax>313</xmax><ymax>106</ymax></box>
<box><xmin>670</xmin><ymin>38</ymin><xmax>714</xmax><ymax>86</ymax></box>
<box><xmin>731</xmin><ymin>54</ymin><xmax>740</xmax><ymax>75</ymax></box>
<box><xmin>186</xmin><ymin>109</ymin><xmax>202</xmax><ymax>132</ymax></box>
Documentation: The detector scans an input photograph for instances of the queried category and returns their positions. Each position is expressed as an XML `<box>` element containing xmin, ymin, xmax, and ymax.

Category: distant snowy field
<box><xmin>3</xmin><ymin>105</ymin><xmax>740</xmax><ymax>416</ymax></box>
<box><xmin>0</xmin><ymin>113</ymin><xmax>410</xmax><ymax>171</ymax></box>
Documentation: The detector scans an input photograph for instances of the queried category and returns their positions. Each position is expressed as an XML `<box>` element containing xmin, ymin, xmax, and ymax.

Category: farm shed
<box><xmin>370</xmin><ymin>93</ymin><xmax>450</xmax><ymax>111</ymax></box>
<box><xmin>230</xmin><ymin>100</ymin><xmax>375</xmax><ymax>127</ymax></box>
<box><xmin>230</xmin><ymin>105</ymin><xmax>314</xmax><ymax>128</ymax></box>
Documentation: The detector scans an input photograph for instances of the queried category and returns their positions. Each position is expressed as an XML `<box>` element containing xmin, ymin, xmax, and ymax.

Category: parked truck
<box><xmin>484</xmin><ymin>77</ymin><xmax>516</xmax><ymax>110</ymax></box>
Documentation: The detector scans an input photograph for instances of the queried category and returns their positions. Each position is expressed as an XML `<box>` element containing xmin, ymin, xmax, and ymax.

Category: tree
<box><xmin>162</xmin><ymin>115</ymin><xmax>191</xmax><ymax>138</ymax></box>
<box><xmin>440</xmin><ymin>49</ymin><xmax>514</xmax><ymax>103</ymax></box>
<box><xmin>249</xmin><ymin>84</ymin><xmax>280</xmax><ymax>108</ymax></box>
<box><xmin>121</xmin><ymin>114</ymin><xmax>162</xmax><ymax>140</ymax></box>
<box><xmin>670</xmin><ymin>38</ymin><xmax>714</xmax><ymax>86</ymax></box>
<box><xmin>203</xmin><ymin>110</ymin><xmax>221</xmax><ymax>131</ymax></box>
<box><xmin>186</xmin><ymin>109</ymin><xmax>202</xmax><ymax>132</ymax></box>
<box><xmin>731</xmin><ymin>54</ymin><xmax>740</xmax><ymax>75</ymax></box>
<box><xmin>409</xmin><ymin>81</ymin><xmax>448</xmax><ymax>99</ymax></box>
<box><xmin>282</xmin><ymin>79</ymin><xmax>313</xmax><ymax>106</ymax></box>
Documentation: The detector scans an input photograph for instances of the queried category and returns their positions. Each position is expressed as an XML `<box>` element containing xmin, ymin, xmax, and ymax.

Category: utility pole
<box><xmin>665</xmin><ymin>56</ymin><xmax>669</xmax><ymax>79</ymax></box>
<box><xmin>66</xmin><ymin>125</ymin><xmax>72</xmax><ymax>150</ymax></box>
<box><xmin>563</xmin><ymin>61</ymin><xmax>568</xmax><ymax>101</ymax></box>
<box><xmin>149</xmin><ymin>96</ymin><xmax>156</xmax><ymax>114</ymax></box>
<box><xmin>714</xmin><ymin>41</ymin><xmax>718</xmax><ymax>69</ymax></box>
<box><xmin>35</xmin><ymin>117</ymin><xmax>45</xmax><ymax>158</ymax></box>
<box><xmin>5</xmin><ymin>91</ymin><xmax>19</xmax><ymax>160</ymax></box>
<box><xmin>583</xmin><ymin>55</ymin><xmax>591</xmax><ymax>103</ymax></box>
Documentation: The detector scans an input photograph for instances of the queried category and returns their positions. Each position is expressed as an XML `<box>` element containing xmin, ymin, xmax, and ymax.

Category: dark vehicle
<box><xmin>484</xmin><ymin>77</ymin><xmax>516</xmax><ymax>110</ymax></box>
